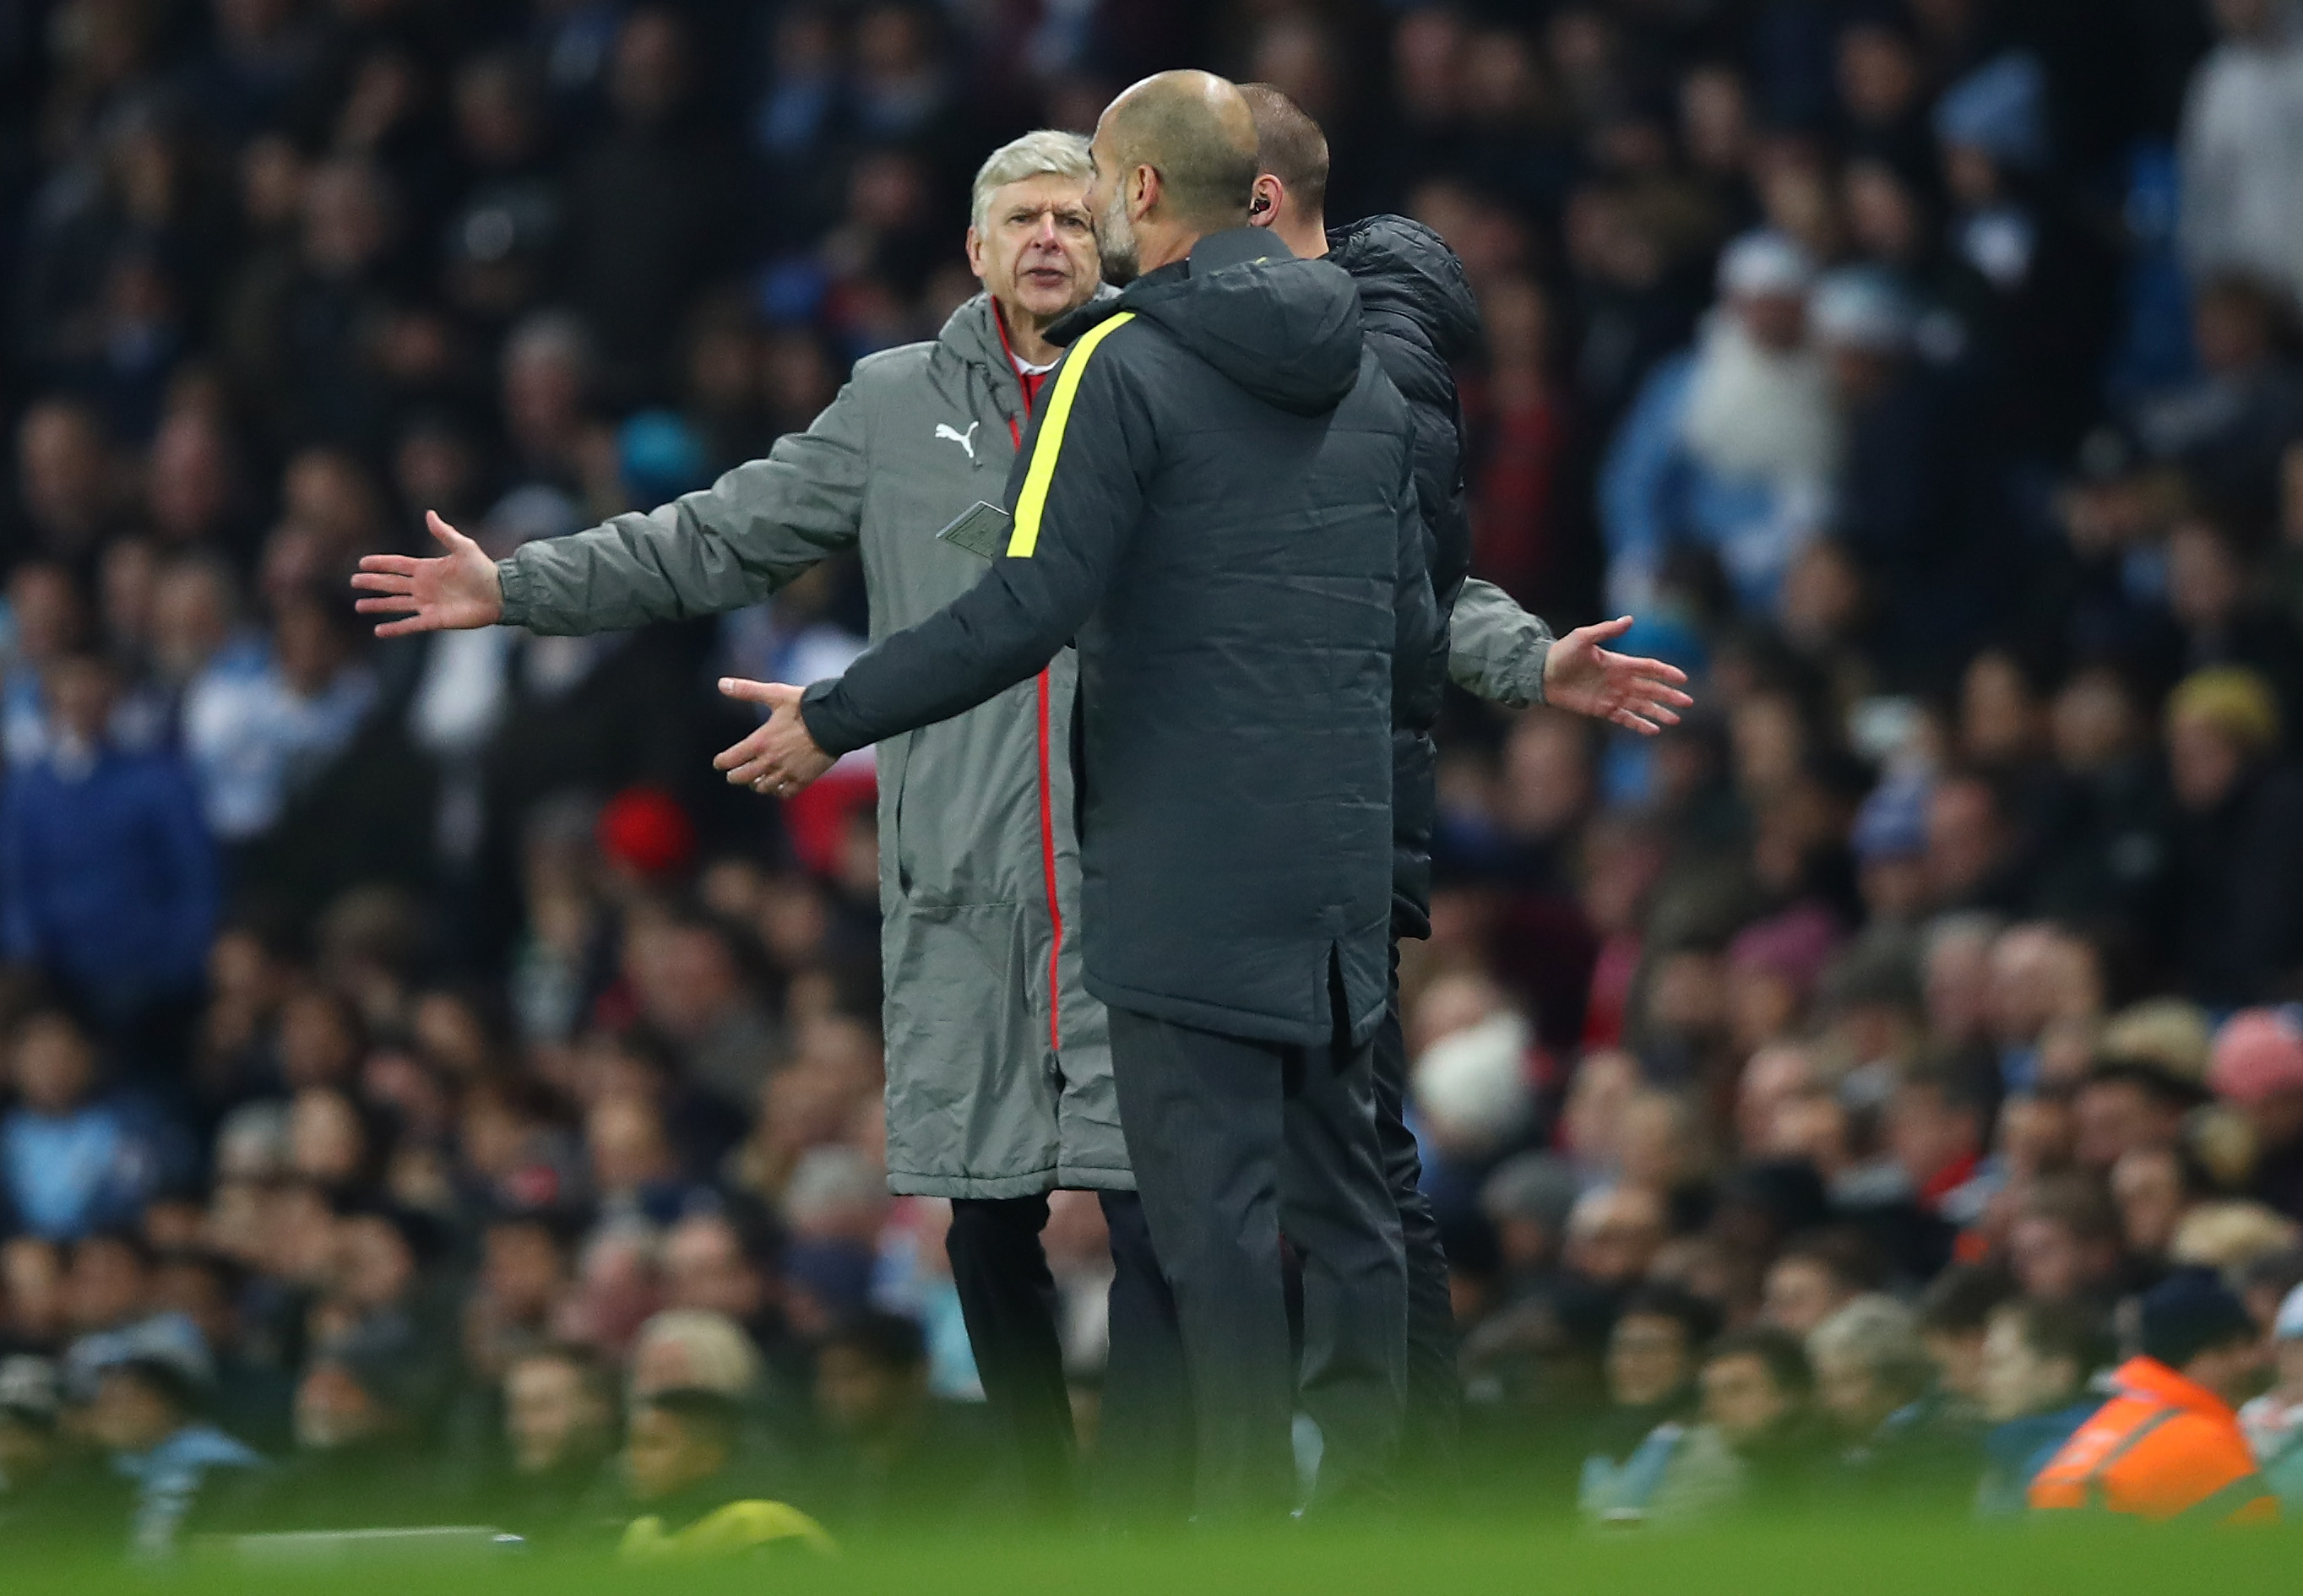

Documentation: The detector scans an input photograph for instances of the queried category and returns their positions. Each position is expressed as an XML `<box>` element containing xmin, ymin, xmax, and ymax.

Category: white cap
<box><xmin>1412</xmin><ymin>1011</ymin><xmax>1535</xmax><ymax>1149</ymax></box>
<box><xmin>2276</xmin><ymin>1280</ymin><xmax>2303</xmax><ymax>1341</ymax></box>
<box><xmin>1717</xmin><ymin>230</ymin><xmax>1817</xmax><ymax>301</ymax></box>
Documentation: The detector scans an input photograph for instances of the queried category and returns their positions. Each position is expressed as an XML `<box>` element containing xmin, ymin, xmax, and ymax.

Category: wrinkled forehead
<box><xmin>986</xmin><ymin>171</ymin><xmax>1090</xmax><ymax>219</ymax></box>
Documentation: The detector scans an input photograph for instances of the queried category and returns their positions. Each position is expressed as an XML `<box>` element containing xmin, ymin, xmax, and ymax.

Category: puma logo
<box><xmin>935</xmin><ymin>421</ymin><xmax>980</xmax><ymax>460</ymax></box>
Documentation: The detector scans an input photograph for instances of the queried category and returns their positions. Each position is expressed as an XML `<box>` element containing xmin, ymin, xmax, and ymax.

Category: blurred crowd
<box><xmin>5</xmin><ymin>0</ymin><xmax>2303</xmax><ymax>1558</ymax></box>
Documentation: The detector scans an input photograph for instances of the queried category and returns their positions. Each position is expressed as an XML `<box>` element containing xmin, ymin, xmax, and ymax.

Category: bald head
<box><xmin>1098</xmin><ymin>70</ymin><xmax>1258</xmax><ymax>231</ymax></box>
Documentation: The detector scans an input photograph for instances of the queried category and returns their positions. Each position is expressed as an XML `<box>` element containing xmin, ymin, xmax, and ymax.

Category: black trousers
<box><xmin>1371</xmin><ymin>976</ymin><xmax>1460</xmax><ymax>1490</ymax></box>
<box><xmin>944</xmin><ymin>1187</ymin><xmax>1181</xmax><ymax>1520</ymax></box>
<box><xmin>1105</xmin><ymin>1004</ymin><xmax>1406</xmax><ymax>1522</ymax></box>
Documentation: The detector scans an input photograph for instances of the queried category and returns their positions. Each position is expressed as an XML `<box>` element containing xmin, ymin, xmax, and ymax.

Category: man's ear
<box><xmin>964</xmin><ymin>225</ymin><xmax>987</xmax><ymax>283</ymax></box>
<box><xmin>1131</xmin><ymin>163</ymin><xmax>1160</xmax><ymax>222</ymax></box>
<box><xmin>1248</xmin><ymin>173</ymin><xmax>1283</xmax><ymax>229</ymax></box>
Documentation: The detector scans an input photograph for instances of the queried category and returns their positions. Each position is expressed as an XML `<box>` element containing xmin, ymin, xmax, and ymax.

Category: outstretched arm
<box><xmin>1449</xmin><ymin>580</ymin><xmax>1689</xmax><ymax>733</ymax></box>
<box><xmin>353</xmin><ymin>382</ymin><xmax>872</xmax><ymax>637</ymax></box>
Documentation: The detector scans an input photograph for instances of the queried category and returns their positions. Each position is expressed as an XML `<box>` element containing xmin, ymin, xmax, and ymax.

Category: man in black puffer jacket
<box><xmin>1242</xmin><ymin>85</ymin><xmax>1694</xmax><ymax>1490</ymax></box>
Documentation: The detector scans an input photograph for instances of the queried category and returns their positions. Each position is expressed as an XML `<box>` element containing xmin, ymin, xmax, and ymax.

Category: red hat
<box><xmin>596</xmin><ymin>785</ymin><xmax>696</xmax><ymax>878</ymax></box>
<box><xmin>2208</xmin><ymin>1008</ymin><xmax>2303</xmax><ymax>1106</ymax></box>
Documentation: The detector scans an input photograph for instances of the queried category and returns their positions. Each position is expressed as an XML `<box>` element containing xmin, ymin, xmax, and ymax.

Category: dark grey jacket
<box><xmin>1331</xmin><ymin>214</ymin><xmax>1555</xmax><ymax>938</ymax></box>
<box><xmin>802</xmin><ymin>229</ymin><xmax>1437</xmax><ymax>1047</ymax></box>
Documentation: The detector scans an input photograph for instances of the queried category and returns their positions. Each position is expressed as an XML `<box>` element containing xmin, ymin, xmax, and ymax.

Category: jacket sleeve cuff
<box><xmin>800</xmin><ymin>680</ymin><xmax>869</xmax><ymax>759</ymax></box>
<box><xmin>1529</xmin><ymin>636</ymin><xmax>1552</xmax><ymax>707</ymax></box>
<box><xmin>496</xmin><ymin>557</ymin><xmax>533</xmax><ymax>629</ymax></box>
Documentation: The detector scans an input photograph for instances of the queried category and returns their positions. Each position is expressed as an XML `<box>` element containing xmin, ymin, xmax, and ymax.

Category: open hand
<box><xmin>352</xmin><ymin>511</ymin><xmax>504</xmax><ymax>637</ymax></box>
<box><xmin>1541</xmin><ymin>616</ymin><xmax>1692</xmax><ymax>735</ymax></box>
<box><xmin>714</xmin><ymin>679</ymin><xmax>835</xmax><ymax>796</ymax></box>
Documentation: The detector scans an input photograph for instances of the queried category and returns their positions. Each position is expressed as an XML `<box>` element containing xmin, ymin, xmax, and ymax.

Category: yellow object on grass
<box><xmin>617</xmin><ymin>1499</ymin><xmax>838</xmax><ymax>1562</ymax></box>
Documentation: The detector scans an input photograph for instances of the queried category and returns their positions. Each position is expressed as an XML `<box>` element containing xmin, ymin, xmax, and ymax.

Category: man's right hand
<box><xmin>351</xmin><ymin>511</ymin><xmax>504</xmax><ymax>637</ymax></box>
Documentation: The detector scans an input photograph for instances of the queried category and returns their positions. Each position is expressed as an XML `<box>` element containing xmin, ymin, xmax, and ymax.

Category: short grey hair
<box><xmin>970</xmin><ymin>129</ymin><xmax>1094</xmax><ymax>235</ymax></box>
<box><xmin>1808</xmin><ymin>1293</ymin><xmax>1935</xmax><ymax>1398</ymax></box>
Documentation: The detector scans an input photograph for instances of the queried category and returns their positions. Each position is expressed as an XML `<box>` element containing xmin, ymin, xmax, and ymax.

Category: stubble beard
<box><xmin>1094</xmin><ymin>189</ymin><xmax>1139</xmax><ymax>287</ymax></box>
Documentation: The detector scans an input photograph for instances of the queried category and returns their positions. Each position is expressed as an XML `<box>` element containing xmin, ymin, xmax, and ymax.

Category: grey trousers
<box><xmin>1106</xmin><ymin>1003</ymin><xmax>1406</xmax><ymax>1522</ymax></box>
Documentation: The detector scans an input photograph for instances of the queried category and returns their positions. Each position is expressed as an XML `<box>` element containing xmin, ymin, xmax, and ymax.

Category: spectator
<box><xmin>151</xmin><ymin>1250</ymin><xmax>291</xmax><ymax>1455</ymax></box>
<box><xmin>1935</xmin><ymin>51</ymin><xmax>2120</xmax><ymax>460</ymax></box>
<box><xmin>2111</xmin><ymin>1145</ymin><xmax>2212</xmax><ymax>1268</ymax></box>
<box><xmin>2007</xmin><ymin>1176</ymin><xmax>2130</xmax><ymax>1311</ymax></box>
<box><xmin>1807</xmin><ymin>1294</ymin><xmax>1974</xmax><ymax>1509</ymax></box>
<box><xmin>1974</xmin><ymin>1297</ymin><xmax>2114</xmax><ymax>1516</ymax></box>
<box><xmin>12</xmin><ymin>399</ymin><xmax>121</xmax><ymax>562</ymax></box>
<box><xmin>627</xmin><ymin>1309</ymin><xmax>762</xmax><ymax>1407</ymax></box>
<box><xmin>616</xmin><ymin>1387</ymin><xmax>831</xmax><ymax>1562</ymax></box>
<box><xmin>181</xmin><ymin>589</ymin><xmax>379</xmax><ymax>848</ymax></box>
<box><xmin>1916</xmin><ymin>1264</ymin><xmax>2018</xmax><ymax>1414</ymax></box>
<box><xmin>57</xmin><ymin>1232</ymin><xmax>204</xmax><ymax>1401</ymax></box>
<box><xmin>222</xmin><ymin>1322</ymin><xmax>446</xmax><ymax>1532</ymax></box>
<box><xmin>2073</xmin><ymin>1057</ymin><xmax>2201</xmax><ymax>1174</ymax></box>
<box><xmin>1554</xmin><ymin>1185</ymin><xmax>1670</xmax><ymax>1327</ymax></box>
<box><xmin>1</xmin><ymin>654</ymin><xmax>216</xmax><ymax>1038</ymax></box>
<box><xmin>659</xmin><ymin>1212</ymin><xmax>796</xmax><ymax>1392</ymax></box>
<box><xmin>1883</xmin><ymin>1067</ymin><xmax>1991</xmax><ymax>1228</ymax></box>
<box><xmin>1601</xmin><ymin>231</ymin><xmax>1837</xmax><ymax>617</ymax></box>
<box><xmin>2164</xmin><ymin>667</ymin><xmax>2303</xmax><ymax>1004</ymax></box>
<box><xmin>85</xmin><ymin>1351</ymin><xmax>263</xmax><ymax>1558</ymax></box>
<box><xmin>1761</xmin><ymin>1232</ymin><xmax>1876</xmax><ymax>1338</ymax></box>
<box><xmin>1578</xmin><ymin>1284</ymin><xmax>1719</xmax><ymax>1524</ymax></box>
<box><xmin>2240</xmin><ymin>1282</ymin><xmax>2303</xmax><ymax>1509</ymax></box>
<box><xmin>462</xmin><ymin>1213</ymin><xmax>575</xmax><ymax>1390</ymax></box>
<box><xmin>1</xmin><ymin>1018</ymin><xmax>187</xmax><ymax>1244</ymax></box>
<box><xmin>2031</xmin><ymin>1270</ymin><xmax>2278</xmax><ymax>1521</ymax></box>
<box><xmin>2208</xmin><ymin>1008</ymin><xmax>2303</xmax><ymax>1218</ymax></box>
<box><xmin>1679</xmin><ymin>1325</ymin><xmax>1829</xmax><ymax>1516</ymax></box>
<box><xmin>487</xmin><ymin>1344</ymin><xmax>618</xmax><ymax>1541</ymax></box>
<box><xmin>2137</xmin><ymin>282</ymin><xmax>2303</xmax><ymax>519</ymax></box>
<box><xmin>1480</xmin><ymin>1153</ymin><xmax>1583</xmax><ymax>1304</ymax></box>
<box><xmin>812</xmin><ymin>1311</ymin><xmax>997</xmax><ymax>1528</ymax></box>
<box><xmin>2180</xmin><ymin>0</ymin><xmax>2303</xmax><ymax>313</ymax></box>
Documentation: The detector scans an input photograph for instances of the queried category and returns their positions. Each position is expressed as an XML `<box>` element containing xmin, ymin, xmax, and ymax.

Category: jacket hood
<box><xmin>1326</xmin><ymin>214</ymin><xmax>1483</xmax><ymax>366</ymax></box>
<box><xmin>937</xmin><ymin>292</ymin><xmax>1008</xmax><ymax>375</ymax></box>
<box><xmin>1060</xmin><ymin>228</ymin><xmax>1363</xmax><ymax>416</ymax></box>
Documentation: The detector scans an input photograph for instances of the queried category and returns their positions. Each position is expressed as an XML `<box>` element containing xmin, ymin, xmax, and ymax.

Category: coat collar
<box><xmin>939</xmin><ymin>287</ymin><xmax>1118</xmax><ymax>414</ymax></box>
<box><xmin>2114</xmin><ymin>1354</ymin><xmax>2239</xmax><ymax>1420</ymax></box>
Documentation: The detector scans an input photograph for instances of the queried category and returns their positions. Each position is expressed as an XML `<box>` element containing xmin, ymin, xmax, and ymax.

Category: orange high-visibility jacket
<box><xmin>2029</xmin><ymin>1356</ymin><xmax>2279</xmax><ymax>1523</ymax></box>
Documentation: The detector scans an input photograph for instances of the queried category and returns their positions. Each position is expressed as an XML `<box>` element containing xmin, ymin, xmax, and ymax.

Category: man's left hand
<box><xmin>714</xmin><ymin>679</ymin><xmax>835</xmax><ymax>796</ymax></box>
<box><xmin>1542</xmin><ymin>616</ymin><xmax>1693</xmax><ymax>735</ymax></box>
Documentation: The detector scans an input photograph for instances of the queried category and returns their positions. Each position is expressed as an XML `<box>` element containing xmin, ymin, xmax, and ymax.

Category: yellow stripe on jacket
<box><xmin>1007</xmin><ymin>311</ymin><xmax>1137</xmax><ymax>558</ymax></box>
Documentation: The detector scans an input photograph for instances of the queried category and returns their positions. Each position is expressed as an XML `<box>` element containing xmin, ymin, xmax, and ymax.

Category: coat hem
<box><xmin>1086</xmin><ymin>973</ymin><xmax>1389</xmax><ymax>1050</ymax></box>
<box><xmin>886</xmin><ymin>1164</ymin><xmax>1136</xmax><ymax>1199</ymax></box>
<box><xmin>1084</xmin><ymin>970</ymin><xmax>1328</xmax><ymax>1047</ymax></box>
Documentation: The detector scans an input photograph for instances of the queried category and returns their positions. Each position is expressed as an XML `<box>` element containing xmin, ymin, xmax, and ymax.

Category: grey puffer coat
<box><xmin>499</xmin><ymin>294</ymin><xmax>1128</xmax><ymax>1198</ymax></box>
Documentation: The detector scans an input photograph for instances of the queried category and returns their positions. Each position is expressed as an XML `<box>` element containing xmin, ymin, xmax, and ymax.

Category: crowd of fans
<box><xmin>6</xmin><ymin>0</ymin><xmax>2303</xmax><ymax>1558</ymax></box>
